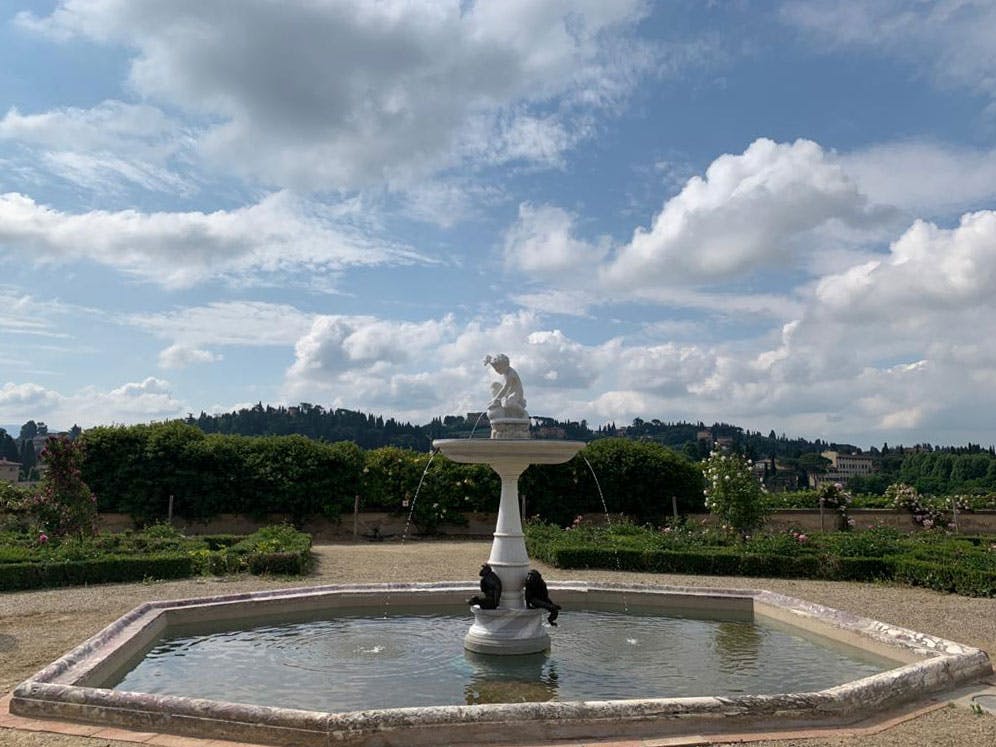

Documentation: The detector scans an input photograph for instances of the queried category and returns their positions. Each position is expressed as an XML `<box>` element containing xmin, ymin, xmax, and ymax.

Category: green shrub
<box><xmin>0</xmin><ymin>524</ymin><xmax>313</xmax><ymax>590</ymax></box>
<box><xmin>247</xmin><ymin>551</ymin><xmax>309</xmax><ymax>575</ymax></box>
<box><xmin>703</xmin><ymin>450</ymin><xmax>768</xmax><ymax>536</ymax></box>
<box><xmin>818</xmin><ymin>525</ymin><xmax>903</xmax><ymax>557</ymax></box>
<box><xmin>228</xmin><ymin>525</ymin><xmax>313</xmax><ymax>575</ymax></box>
<box><xmin>526</xmin><ymin>522</ymin><xmax>995</xmax><ymax>596</ymax></box>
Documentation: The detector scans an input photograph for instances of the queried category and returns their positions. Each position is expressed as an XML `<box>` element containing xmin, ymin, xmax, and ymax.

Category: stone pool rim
<box><xmin>11</xmin><ymin>581</ymin><xmax>994</xmax><ymax>747</ymax></box>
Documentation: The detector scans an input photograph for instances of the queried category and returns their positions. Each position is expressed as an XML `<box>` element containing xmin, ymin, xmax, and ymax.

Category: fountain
<box><xmin>9</xmin><ymin>355</ymin><xmax>993</xmax><ymax>746</ymax></box>
<box><xmin>433</xmin><ymin>353</ymin><xmax>584</xmax><ymax>654</ymax></box>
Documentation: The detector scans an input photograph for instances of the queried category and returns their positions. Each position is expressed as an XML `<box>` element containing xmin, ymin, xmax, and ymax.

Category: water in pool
<box><xmin>111</xmin><ymin>607</ymin><xmax>892</xmax><ymax>712</ymax></box>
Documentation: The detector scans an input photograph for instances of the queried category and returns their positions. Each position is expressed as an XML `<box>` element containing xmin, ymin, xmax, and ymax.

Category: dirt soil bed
<box><xmin>1</xmin><ymin>540</ymin><xmax>994</xmax><ymax>746</ymax></box>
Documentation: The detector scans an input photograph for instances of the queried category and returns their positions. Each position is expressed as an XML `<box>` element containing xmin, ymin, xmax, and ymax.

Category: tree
<box><xmin>19</xmin><ymin>440</ymin><xmax>36</xmax><ymax>479</ymax></box>
<box><xmin>574</xmin><ymin>438</ymin><xmax>704</xmax><ymax>523</ymax></box>
<box><xmin>797</xmin><ymin>452</ymin><xmax>832</xmax><ymax>473</ymax></box>
<box><xmin>18</xmin><ymin>421</ymin><xmax>38</xmax><ymax>442</ymax></box>
<box><xmin>0</xmin><ymin>429</ymin><xmax>19</xmax><ymax>462</ymax></box>
<box><xmin>703</xmin><ymin>450</ymin><xmax>768</xmax><ymax>537</ymax></box>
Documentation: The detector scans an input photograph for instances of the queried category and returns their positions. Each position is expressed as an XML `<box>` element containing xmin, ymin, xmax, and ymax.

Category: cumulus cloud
<box><xmin>695</xmin><ymin>210</ymin><xmax>996</xmax><ymax>441</ymax></box>
<box><xmin>503</xmin><ymin>202</ymin><xmax>608</xmax><ymax>277</ymax></box>
<box><xmin>0</xmin><ymin>377</ymin><xmax>185</xmax><ymax>427</ymax></box>
<box><xmin>781</xmin><ymin>0</ymin><xmax>996</xmax><ymax>104</ymax></box>
<box><xmin>0</xmin><ymin>191</ymin><xmax>427</xmax><ymax>288</ymax></box>
<box><xmin>281</xmin><ymin>309</ymin><xmax>725</xmax><ymax>423</ymax></box>
<box><xmin>602</xmin><ymin>138</ymin><xmax>889</xmax><ymax>289</ymax></box>
<box><xmin>288</xmin><ymin>315</ymin><xmax>457</xmax><ymax>383</ymax></box>
<box><xmin>15</xmin><ymin>1</ymin><xmax>665</xmax><ymax>190</ymax></box>
<box><xmin>504</xmin><ymin>138</ymin><xmax>893</xmax><ymax>313</ymax></box>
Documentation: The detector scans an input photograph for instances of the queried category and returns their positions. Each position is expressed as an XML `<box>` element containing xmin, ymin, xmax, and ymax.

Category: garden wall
<box><xmin>96</xmin><ymin>509</ymin><xmax>996</xmax><ymax>538</ymax></box>
<box><xmin>97</xmin><ymin>512</ymin><xmax>499</xmax><ymax>540</ymax></box>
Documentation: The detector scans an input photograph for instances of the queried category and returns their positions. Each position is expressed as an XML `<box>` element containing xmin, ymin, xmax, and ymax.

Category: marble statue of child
<box><xmin>484</xmin><ymin>354</ymin><xmax>527</xmax><ymax>417</ymax></box>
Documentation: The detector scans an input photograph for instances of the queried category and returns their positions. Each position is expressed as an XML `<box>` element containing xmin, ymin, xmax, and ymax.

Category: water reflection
<box><xmin>463</xmin><ymin>650</ymin><xmax>559</xmax><ymax>704</ymax></box>
<box><xmin>713</xmin><ymin>621</ymin><xmax>762</xmax><ymax>677</ymax></box>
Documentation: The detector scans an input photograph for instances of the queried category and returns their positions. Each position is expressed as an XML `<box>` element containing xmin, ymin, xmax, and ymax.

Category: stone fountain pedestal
<box><xmin>432</xmin><ymin>438</ymin><xmax>584</xmax><ymax>655</ymax></box>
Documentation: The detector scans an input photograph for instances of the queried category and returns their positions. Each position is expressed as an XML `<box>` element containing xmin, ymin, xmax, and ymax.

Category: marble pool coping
<box><xmin>10</xmin><ymin>582</ymin><xmax>994</xmax><ymax>747</ymax></box>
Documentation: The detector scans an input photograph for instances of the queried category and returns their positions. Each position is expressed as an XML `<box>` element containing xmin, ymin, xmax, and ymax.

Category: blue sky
<box><xmin>2</xmin><ymin>0</ymin><xmax>996</xmax><ymax>447</ymax></box>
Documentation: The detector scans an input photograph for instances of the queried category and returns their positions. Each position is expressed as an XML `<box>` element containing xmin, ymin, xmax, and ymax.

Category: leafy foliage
<box><xmin>75</xmin><ymin>423</ymin><xmax>703</xmax><ymax>527</ymax></box>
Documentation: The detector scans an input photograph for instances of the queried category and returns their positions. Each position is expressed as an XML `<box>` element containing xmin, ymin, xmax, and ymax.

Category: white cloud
<box><xmin>0</xmin><ymin>382</ymin><xmax>60</xmax><ymax>410</ymax></box>
<box><xmin>0</xmin><ymin>377</ymin><xmax>185</xmax><ymax>427</ymax></box>
<box><xmin>602</xmin><ymin>138</ymin><xmax>888</xmax><ymax>288</ymax></box>
<box><xmin>0</xmin><ymin>288</ymin><xmax>70</xmax><ymax>339</ymax></box>
<box><xmin>157</xmin><ymin>344</ymin><xmax>221</xmax><ymax>369</ymax></box>
<box><xmin>282</xmin><ymin>310</ymin><xmax>713</xmax><ymax>422</ymax></box>
<box><xmin>40</xmin><ymin>150</ymin><xmax>194</xmax><ymax>196</ymax></box>
<box><xmin>0</xmin><ymin>101</ymin><xmax>182</xmax><ymax>153</ymax></box>
<box><xmin>503</xmin><ymin>202</ymin><xmax>608</xmax><ymax>277</ymax></box>
<box><xmin>838</xmin><ymin>141</ymin><xmax>996</xmax><ymax>215</ymax></box>
<box><xmin>503</xmin><ymin>139</ymin><xmax>889</xmax><ymax>315</ymax></box>
<box><xmin>781</xmin><ymin>0</ymin><xmax>996</xmax><ymax>103</ymax></box>
<box><xmin>16</xmin><ymin>1</ymin><xmax>666</xmax><ymax>190</ymax></box>
<box><xmin>287</xmin><ymin>315</ymin><xmax>457</xmax><ymax>384</ymax></box>
<box><xmin>0</xmin><ymin>191</ymin><xmax>427</xmax><ymax>288</ymax></box>
<box><xmin>695</xmin><ymin>210</ymin><xmax>996</xmax><ymax>441</ymax></box>
<box><xmin>0</xmin><ymin>100</ymin><xmax>196</xmax><ymax>195</ymax></box>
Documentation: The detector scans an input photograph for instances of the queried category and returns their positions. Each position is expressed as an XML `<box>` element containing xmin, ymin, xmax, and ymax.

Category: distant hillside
<box><xmin>183</xmin><ymin>404</ymin><xmax>850</xmax><ymax>459</ymax></box>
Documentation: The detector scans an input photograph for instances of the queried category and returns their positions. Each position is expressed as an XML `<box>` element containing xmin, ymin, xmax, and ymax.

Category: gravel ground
<box><xmin>1</xmin><ymin>540</ymin><xmax>994</xmax><ymax>747</ymax></box>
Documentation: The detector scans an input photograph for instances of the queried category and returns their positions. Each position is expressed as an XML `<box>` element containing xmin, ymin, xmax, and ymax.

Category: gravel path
<box><xmin>1</xmin><ymin>540</ymin><xmax>994</xmax><ymax>746</ymax></box>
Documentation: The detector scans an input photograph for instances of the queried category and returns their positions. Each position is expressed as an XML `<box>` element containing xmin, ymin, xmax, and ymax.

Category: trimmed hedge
<box><xmin>893</xmin><ymin>558</ymin><xmax>996</xmax><ymax>597</ymax></box>
<box><xmin>528</xmin><ymin>531</ymin><xmax>993</xmax><ymax>596</ymax></box>
<box><xmin>75</xmin><ymin>424</ymin><xmax>704</xmax><ymax>528</ymax></box>
<box><xmin>0</xmin><ymin>553</ymin><xmax>196</xmax><ymax>592</ymax></box>
<box><xmin>0</xmin><ymin>525</ymin><xmax>314</xmax><ymax>592</ymax></box>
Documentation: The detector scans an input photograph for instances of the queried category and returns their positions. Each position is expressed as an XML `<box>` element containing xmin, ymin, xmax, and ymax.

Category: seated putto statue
<box><xmin>467</xmin><ymin>563</ymin><xmax>502</xmax><ymax>610</ymax></box>
<box><xmin>524</xmin><ymin>569</ymin><xmax>561</xmax><ymax>626</ymax></box>
<box><xmin>484</xmin><ymin>353</ymin><xmax>530</xmax><ymax>438</ymax></box>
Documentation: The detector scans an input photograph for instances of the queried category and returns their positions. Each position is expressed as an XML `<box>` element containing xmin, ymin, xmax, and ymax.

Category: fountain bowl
<box><xmin>11</xmin><ymin>581</ymin><xmax>991</xmax><ymax>747</ymax></box>
<box><xmin>431</xmin><ymin>438</ymin><xmax>586</xmax><ymax>465</ymax></box>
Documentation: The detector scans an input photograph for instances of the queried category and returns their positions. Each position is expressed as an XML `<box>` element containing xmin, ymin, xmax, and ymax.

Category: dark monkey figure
<box><xmin>524</xmin><ymin>569</ymin><xmax>561</xmax><ymax>625</ymax></box>
<box><xmin>467</xmin><ymin>563</ymin><xmax>502</xmax><ymax>609</ymax></box>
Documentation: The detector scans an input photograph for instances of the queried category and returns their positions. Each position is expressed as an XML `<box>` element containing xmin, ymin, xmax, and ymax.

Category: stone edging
<box><xmin>11</xmin><ymin>582</ymin><xmax>994</xmax><ymax>747</ymax></box>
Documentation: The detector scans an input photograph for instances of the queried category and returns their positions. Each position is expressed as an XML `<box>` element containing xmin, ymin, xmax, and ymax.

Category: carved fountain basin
<box><xmin>11</xmin><ymin>581</ymin><xmax>991</xmax><ymax>746</ymax></box>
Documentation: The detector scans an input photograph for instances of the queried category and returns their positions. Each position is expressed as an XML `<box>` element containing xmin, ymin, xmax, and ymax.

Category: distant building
<box><xmin>0</xmin><ymin>458</ymin><xmax>20</xmax><ymax>484</ymax></box>
<box><xmin>810</xmin><ymin>450</ymin><xmax>875</xmax><ymax>488</ymax></box>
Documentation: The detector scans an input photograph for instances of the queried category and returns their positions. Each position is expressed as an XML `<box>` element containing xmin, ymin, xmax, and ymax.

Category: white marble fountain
<box><xmin>433</xmin><ymin>353</ymin><xmax>584</xmax><ymax>654</ymax></box>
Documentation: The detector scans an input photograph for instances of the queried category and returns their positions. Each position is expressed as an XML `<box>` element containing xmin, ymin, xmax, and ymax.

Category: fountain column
<box><xmin>489</xmin><ymin>462</ymin><xmax>530</xmax><ymax>608</ymax></box>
